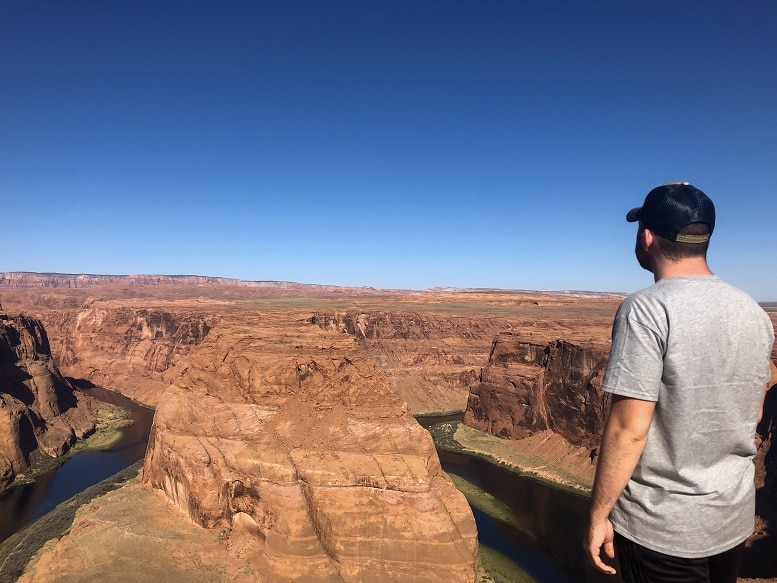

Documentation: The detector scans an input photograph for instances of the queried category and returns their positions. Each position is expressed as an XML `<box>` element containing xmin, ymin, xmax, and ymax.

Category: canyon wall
<box><xmin>0</xmin><ymin>272</ymin><xmax>236</xmax><ymax>289</ymax></box>
<box><xmin>0</xmin><ymin>272</ymin><xmax>390</xmax><ymax>296</ymax></box>
<box><xmin>143</xmin><ymin>311</ymin><xmax>478</xmax><ymax>582</ymax></box>
<box><xmin>0</xmin><ymin>310</ymin><xmax>96</xmax><ymax>490</ymax></box>
<box><xmin>42</xmin><ymin>307</ymin><xmax>215</xmax><ymax>405</ymax></box>
<box><xmin>310</xmin><ymin>311</ymin><xmax>516</xmax><ymax>415</ymax></box>
<box><xmin>463</xmin><ymin>333</ymin><xmax>610</xmax><ymax>449</ymax></box>
<box><xmin>3</xmin><ymin>281</ymin><xmax>774</xmax><ymax>579</ymax></box>
<box><xmin>463</xmin><ymin>329</ymin><xmax>776</xmax><ymax>453</ymax></box>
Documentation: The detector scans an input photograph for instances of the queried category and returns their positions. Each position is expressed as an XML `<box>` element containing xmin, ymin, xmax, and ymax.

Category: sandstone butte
<box><xmin>0</xmin><ymin>274</ymin><xmax>775</xmax><ymax>583</ymax></box>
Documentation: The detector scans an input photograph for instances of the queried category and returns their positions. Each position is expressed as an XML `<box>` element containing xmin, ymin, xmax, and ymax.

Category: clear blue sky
<box><xmin>2</xmin><ymin>1</ymin><xmax>775</xmax><ymax>299</ymax></box>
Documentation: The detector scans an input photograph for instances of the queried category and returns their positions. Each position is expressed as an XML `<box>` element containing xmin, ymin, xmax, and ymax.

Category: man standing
<box><xmin>584</xmin><ymin>182</ymin><xmax>774</xmax><ymax>581</ymax></box>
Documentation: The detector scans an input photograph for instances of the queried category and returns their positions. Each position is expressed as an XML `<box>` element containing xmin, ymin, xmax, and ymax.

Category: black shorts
<box><xmin>613</xmin><ymin>532</ymin><xmax>745</xmax><ymax>583</ymax></box>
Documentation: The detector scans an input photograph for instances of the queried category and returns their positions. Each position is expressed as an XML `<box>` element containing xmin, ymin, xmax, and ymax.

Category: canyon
<box><xmin>0</xmin><ymin>306</ymin><xmax>97</xmax><ymax>491</ymax></box>
<box><xmin>1</xmin><ymin>273</ymin><xmax>775</xmax><ymax>582</ymax></box>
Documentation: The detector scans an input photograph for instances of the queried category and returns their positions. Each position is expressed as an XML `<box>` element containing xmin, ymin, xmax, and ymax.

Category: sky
<box><xmin>1</xmin><ymin>1</ymin><xmax>776</xmax><ymax>300</ymax></box>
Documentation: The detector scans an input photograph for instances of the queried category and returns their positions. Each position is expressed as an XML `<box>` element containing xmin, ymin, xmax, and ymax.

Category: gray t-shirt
<box><xmin>602</xmin><ymin>275</ymin><xmax>774</xmax><ymax>558</ymax></box>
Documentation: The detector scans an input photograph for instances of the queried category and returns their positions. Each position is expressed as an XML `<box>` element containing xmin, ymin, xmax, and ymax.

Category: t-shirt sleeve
<box><xmin>601</xmin><ymin>297</ymin><xmax>665</xmax><ymax>401</ymax></box>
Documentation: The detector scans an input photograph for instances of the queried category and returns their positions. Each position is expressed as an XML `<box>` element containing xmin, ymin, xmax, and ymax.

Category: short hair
<box><xmin>654</xmin><ymin>223</ymin><xmax>710</xmax><ymax>260</ymax></box>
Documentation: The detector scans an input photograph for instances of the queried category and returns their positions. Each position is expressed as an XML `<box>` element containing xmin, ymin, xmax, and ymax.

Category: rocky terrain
<box><xmin>1</xmin><ymin>274</ymin><xmax>775</xmax><ymax>582</ymax></box>
<box><xmin>463</xmin><ymin>335</ymin><xmax>609</xmax><ymax>449</ymax></box>
<box><xmin>310</xmin><ymin>310</ymin><xmax>497</xmax><ymax>415</ymax></box>
<box><xmin>0</xmin><ymin>306</ymin><xmax>97</xmax><ymax>491</ymax></box>
<box><xmin>142</xmin><ymin>310</ymin><xmax>478</xmax><ymax>582</ymax></box>
<box><xmin>309</xmin><ymin>294</ymin><xmax>616</xmax><ymax>417</ymax></box>
<box><xmin>42</xmin><ymin>306</ymin><xmax>215</xmax><ymax>406</ymax></box>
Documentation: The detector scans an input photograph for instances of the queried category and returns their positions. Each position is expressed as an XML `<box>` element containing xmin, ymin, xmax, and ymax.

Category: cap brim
<box><xmin>626</xmin><ymin>207</ymin><xmax>642</xmax><ymax>222</ymax></box>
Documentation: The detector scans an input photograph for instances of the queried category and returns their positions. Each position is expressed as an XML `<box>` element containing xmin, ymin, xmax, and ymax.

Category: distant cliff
<box><xmin>0</xmin><ymin>272</ymin><xmax>387</xmax><ymax>295</ymax></box>
<box><xmin>0</xmin><ymin>311</ymin><xmax>96</xmax><ymax>490</ymax></box>
<box><xmin>463</xmin><ymin>333</ymin><xmax>610</xmax><ymax>449</ymax></box>
<box><xmin>464</xmin><ymin>331</ymin><xmax>777</xmax><ymax>488</ymax></box>
<box><xmin>42</xmin><ymin>307</ymin><xmax>216</xmax><ymax>406</ymax></box>
<box><xmin>310</xmin><ymin>310</ymin><xmax>509</xmax><ymax>415</ymax></box>
<box><xmin>0</xmin><ymin>272</ymin><xmax>239</xmax><ymax>289</ymax></box>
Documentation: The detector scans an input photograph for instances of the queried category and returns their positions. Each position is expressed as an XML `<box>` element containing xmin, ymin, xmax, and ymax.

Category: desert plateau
<box><xmin>0</xmin><ymin>273</ymin><xmax>775</xmax><ymax>583</ymax></box>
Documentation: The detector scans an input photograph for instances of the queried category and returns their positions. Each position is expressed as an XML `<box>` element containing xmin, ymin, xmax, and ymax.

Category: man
<box><xmin>584</xmin><ymin>182</ymin><xmax>774</xmax><ymax>582</ymax></box>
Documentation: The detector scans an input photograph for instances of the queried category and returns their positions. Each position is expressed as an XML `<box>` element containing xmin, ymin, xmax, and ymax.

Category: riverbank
<box><xmin>6</xmin><ymin>401</ymin><xmax>133</xmax><ymax>490</ymax></box>
<box><xmin>429</xmin><ymin>421</ymin><xmax>595</xmax><ymax>495</ymax></box>
<box><xmin>5</xmin><ymin>401</ymin><xmax>133</xmax><ymax>494</ymax></box>
<box><xmin>0</xmin><ymin>462</ymin><xmax>143</xmax><ymax>582</ymax></box>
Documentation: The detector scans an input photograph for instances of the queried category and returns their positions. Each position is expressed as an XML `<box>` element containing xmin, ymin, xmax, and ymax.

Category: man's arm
<box><xmin>584</xmin><ymin>394</ymin><xmax>656</xmax><ymax>575</ymax></box>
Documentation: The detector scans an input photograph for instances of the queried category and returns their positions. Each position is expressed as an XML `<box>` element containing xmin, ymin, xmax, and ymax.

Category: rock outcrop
<box><xmin>463</xmin><ymin>333</ymin><xmax>610</xmax><ymax>448</ymax></box>
<box><xmin>143</xmin><ymin>312</ymin><xmax>478</xmax><ymax>583</ymax></box>
<box><xmin>310</xmin><ymin>311</ymin><xmax>511</xmax><ymax>415</ymax></box>
<box><xmin>0</xmin><ymin>312</ymin><xmax>96</xmax><ymax>490</ymax></box>
<box><xmin>43</xmin><ymin>307</ymin><xmax>215</xmax><ymax>406</ymax></box>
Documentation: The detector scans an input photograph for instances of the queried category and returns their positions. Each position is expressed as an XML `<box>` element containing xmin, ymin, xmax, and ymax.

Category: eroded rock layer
<box><xmin>310</xmin><ymin>311</ymin><xmax>506</xmax><ymax>415</ymax></box>
<box><xmin>0</xmin><ymin>311</ymin><xmax>96</xmax><ymax>490</ymax></box>
<box><xmin>1</xmin><ymin>287</ymin><xmax>620</xmax><ymax>413</ymax></box>
<box><xmin>42</xmin><ymin>307</ymin><xmax>215</xmax><ymax>405</ymax></box>
<box><xmin>2</xmin><ymin>281</ymin><xmax>775</xmax><ymax>580</ymax></box>
<box><xmin>463</xmin><ymin>333</ymin><xmax>610</xmax><ymax>448</ymax></box>
<box><xmin>143</xmin><ymin>312</ymin><xmax>478</xmax><ymax>583</ymax></box>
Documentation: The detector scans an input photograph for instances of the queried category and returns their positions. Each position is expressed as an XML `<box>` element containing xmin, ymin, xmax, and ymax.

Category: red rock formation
<box><xmin>465</xmin><ymin>330</ymin><xmax>776</xmax><ymax>453</ymax></box>
<box><xmin>143</xmin><ymin>312</ymin><xmax>478</xmax><ymax>582</ymax></box>
<box><xmin>463</xmin><ymin>333</ymin><xmax>610</xmax><ymax>448</ymax></box>
<box><xmin>4</xmin><ymin>279</ymin><xmax>773</xmax><ymax>579</ymax></box>
<box><xmin>311</xmin><ymin>311</ymin><xmax>508</xmax><ymax>415</ymax></box>
<box><xmin>0</xmin><ymin>312</ymin><xmax>96</xmax><ymax>490</ymax></box>
<box><xmin>42</xmin><ymin>307</ymin><xmax>215</xmax><ymax>405</ymax></box>
<box><xmin>0</xmin><ymin>272</ymin><xmax>391</xmax><ymax>296</ymax></box>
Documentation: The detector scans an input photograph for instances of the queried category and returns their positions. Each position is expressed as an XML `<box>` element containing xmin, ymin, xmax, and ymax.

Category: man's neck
<box><xmin>652</xmin><ymin>257</ymin><xmax>713</xmax><ymax>283</ymax></box>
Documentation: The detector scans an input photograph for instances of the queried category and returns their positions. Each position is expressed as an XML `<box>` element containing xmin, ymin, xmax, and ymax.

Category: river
<box><xmin>0</xmin><ymin>386</ymin><xmax>155</xmax><ymax>544</ymax></box>
<box><xmin>1</xmin><ymin>398</ymin><xmax>611</xmax><ymax>582</ymax></box>
<box><xmin>417</xmin><ymin>416</ymin><xmax>614</xmax><ymax>583</ymax></box>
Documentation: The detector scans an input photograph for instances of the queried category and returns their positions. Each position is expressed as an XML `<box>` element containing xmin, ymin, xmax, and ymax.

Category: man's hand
<box><xmin>584</xmin><ymin>515</ymin><xmax>617</xmax><ymax>575</ymax></box>
<box><xmin>584</xmin><ymin>394</ymin><xmax>655</xmax><ymax>576</ymax></box>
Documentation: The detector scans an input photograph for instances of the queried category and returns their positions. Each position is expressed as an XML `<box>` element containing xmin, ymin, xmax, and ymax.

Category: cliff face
<box><xmin>0</xmin><ymin>272</ymin><xmax>235</xmax><ymax>289</ymax></box>
<box><xmin>143</xmin><ymin>312</ymin><xmax>478</xmax><ymax>582</ymax></box>
<box><xmin>311</xmin><ymin>311</ymin><xmax>507</xmax><ymax>415</ymax></box>
<box><xmin>43</xmin><ymin>307</ymin><xmax>215</xmax><ymax>405</ymax></box>
<box><xmin>0</xmin><ymin>312</ymin><xmax>96</xmax><ymax>490</ymax></box>
<box><xmin>463</xmin><ymin>333</ymin><xmax>610</xmax><ymax>448</ymax></box>
<box><xmin>0</xmin><ymin>272</ymin><xmax>389</xmax><ymax>296</ymax></box>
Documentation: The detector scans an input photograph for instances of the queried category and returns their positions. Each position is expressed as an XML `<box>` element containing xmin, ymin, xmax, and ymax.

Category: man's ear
<box><xmin>642</xmin><ymin>227</ymin><xmax>656</xmax><ymax>250</ymax></box>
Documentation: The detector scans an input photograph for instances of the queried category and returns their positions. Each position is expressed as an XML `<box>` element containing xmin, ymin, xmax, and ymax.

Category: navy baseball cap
<box><xmin>627</xmin><ymin>182</ymin><xmax>715</xmax><ymax>243</ymax></box>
